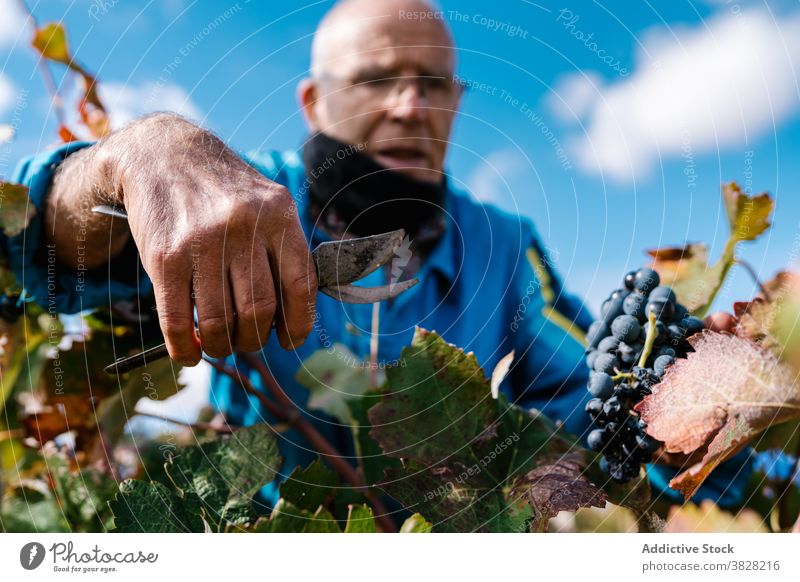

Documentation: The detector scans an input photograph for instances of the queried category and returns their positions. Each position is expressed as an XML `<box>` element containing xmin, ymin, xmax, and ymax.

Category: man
<box><xmin>3</xmin><ymin>0</ymin><xmax>751</xmax><ymax>520</ymax></box>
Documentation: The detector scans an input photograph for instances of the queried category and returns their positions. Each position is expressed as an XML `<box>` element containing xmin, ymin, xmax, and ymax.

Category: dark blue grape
<box><xmin>633</xmin><ymin>268</ymin><xmax>660</xmax><ymax>294</ymax></box>
<box><xmin>603</xmin><ymin>397</ymin><xmax>623</xmax><ymax>418</ymax></box>
<box><xmin>682</xmin><ymin>316</ymin><xmax>704</xmax><ymax>335</ymax></box>
<box><xmin>655</xmin><ymin>346</ymin><xmax>676</xmax><ymax>359</ymax></box>
<box><xmin>600</xmin><ymin>295</ymin><xmax>626</xmax><ymax>326</ymax></box>
<box><xmin>587</xmin><ymin>429</ymin><xmax>606</xmax><ymax>451</ymax></box>
<box><xmin>623</xmin><ymin>271</ymin><xmax>637</xmax><ymax>291</ymax></box>
<box><xmin>593</xmin><ymin>353</ymin><xmax>619</xmax><ymax>374</ymax></box>
<box><xmin>588</xmin><ymin>372</ymin><xmax>615</xmax><ymax>398</ymax></box>
<box><xmin>585</xmin><ymin>398</ymin><xmax>604</xmax><ymax>417</ymax></box>
<box><xmin>597</xmin><ymin>336</ymin><xmax>620</xmax><ymax>354</ymax></box>
<box><xmin>649</xmin><ymin>285</ymin><xmax>676</xmax><ymax>303</ymax></box>
<box><xmin>646</xmin><ymin>298</ymin><xmax>674</xmax><ymax>321</ymax></box>
<box><xmin>636</xmin><ymin>433</ymin><xmax>661</xmax><ymax>454</ymax></box>
<box><xmin>653</xmin><ymin>354</ymin><xmax>675</xmax><ymax>377</ymax></box>
<box><xmin>623</xmin><ymin>292</ymin><xmax>647</xmax><ymax>321</ymax></box>
<box><xmin>586</xmin><ymin>321</ymin><xmax>610</xmax><ymax>348</ymax></box>
<box><xmin>611</xmin><ymin>314</ymin><xmax>641</xmax><ymax>343</ymax></box>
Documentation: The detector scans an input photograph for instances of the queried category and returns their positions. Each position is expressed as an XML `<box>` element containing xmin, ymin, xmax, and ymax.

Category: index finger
<box><xmin>270</xmin><ymin>218</ymin><xmax>318</xmax><ymax>350</ymax></box>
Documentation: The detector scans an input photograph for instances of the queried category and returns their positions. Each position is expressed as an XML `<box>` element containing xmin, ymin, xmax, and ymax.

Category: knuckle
<box><xmin>239</xmin><ymin>296</ymin><xmax>277</xmax><ymax>324</ymax></box>
<box><xmin>200</xmin><ymin>313</ymin><xmax>234</xmax><ymax>340</ymax></box>
<box><xmin>287</xmin><ymin>268</ymin><xmax>317</xmax><ymax>298</ymax></box>
<box><xmin>159</xmin><ymin>313</ymin><xmax>194</xmax><ymax>338</ymax></box>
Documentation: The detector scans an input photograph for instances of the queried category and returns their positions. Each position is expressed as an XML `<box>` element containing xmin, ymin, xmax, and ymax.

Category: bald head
<box><xmin>298</xmin><ymin>0</ymin><xmax>462</xmax><ymax>183</ymax></box>
<box><xmin>311</xmin><ymin>0</ymin><xmax>455</xmax><ymax>78</ymax></box>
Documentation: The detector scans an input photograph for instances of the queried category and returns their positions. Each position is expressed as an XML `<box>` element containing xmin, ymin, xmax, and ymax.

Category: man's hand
<box><xmin>46</xmin><ymin>113</ymin><xmax>318</xmax><ymax>365</ymax></box>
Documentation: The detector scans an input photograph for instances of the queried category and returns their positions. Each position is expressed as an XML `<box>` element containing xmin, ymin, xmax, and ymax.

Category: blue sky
<box><xmin>2</xmin><ymin>0</ymin><xmax>800</xmax><ymax>313</ymax></box>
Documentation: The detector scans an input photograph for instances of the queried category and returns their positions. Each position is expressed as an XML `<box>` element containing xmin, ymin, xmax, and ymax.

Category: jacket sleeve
<box><xmin>507</xmin><ymin>221</ymin><xmax>595</xmax><ymax>438</ymax></box>
<box><xmin>1</xmin><ymin>141</ymin><xmax>152</xmax><ymax>314</ymax></box>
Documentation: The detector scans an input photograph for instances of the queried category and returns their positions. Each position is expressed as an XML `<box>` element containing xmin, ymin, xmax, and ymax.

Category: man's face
<box><xmin>301</xmin><ymin>11</ymin><xmax>460</xmax><ymax>183</ymax></box>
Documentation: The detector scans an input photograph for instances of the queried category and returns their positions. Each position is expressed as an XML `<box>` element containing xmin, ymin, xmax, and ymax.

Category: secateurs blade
<box><xmin>91</xmin><ymin>205</ymin><xmax>418</xmax><ymax>374</ymax></box>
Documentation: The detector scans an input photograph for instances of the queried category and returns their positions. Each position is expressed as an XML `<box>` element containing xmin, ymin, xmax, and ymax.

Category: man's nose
<box><xmin>384</xmin><ymin>79</ymin><xmax>429</xmax><ymax>123</ymax></box>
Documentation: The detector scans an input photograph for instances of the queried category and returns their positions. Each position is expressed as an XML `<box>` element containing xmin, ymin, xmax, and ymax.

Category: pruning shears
<box><xmin>91</xmin><ymin>205</ymin><xmax>418</xmax><ymax>375</ymax></box>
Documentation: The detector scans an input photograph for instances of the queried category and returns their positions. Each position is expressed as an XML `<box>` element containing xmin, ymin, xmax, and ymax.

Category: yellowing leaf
<box><xmin>647</xmin><ymin>243</ymin><xmax>722</xmax><ymax>313</ymax></box>
<box><xmin>648</xmin><ymin>183</ymin><xmax>774</xmax><ymax>316</ymax></box>
<box><xmin>634</xmin><ymin>331</ymin><xmax>800</xmax><ymax>500</ymax></box>
<box><xmin>0</xmin><ymin>182</ymin><xmax>36</xmax><ymax>236</ymax></box>
<box><xmin>32</xmin><ymin>23</ymin><xmax>71</xmax><ymax>65</ymax></box>
<box><xmin>665</xmin><ymin>499</ymin><xmax>768</xmax><ymax>533</ymax></box>
<box><xmin>723</xmin><ymin>182</ymin><xmax>773</xmax><ymax>242</ymax></box>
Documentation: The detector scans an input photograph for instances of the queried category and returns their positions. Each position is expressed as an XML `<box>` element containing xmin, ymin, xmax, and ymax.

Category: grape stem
<box><xmin>637</xmin><ymin>310</ymin><xmax>658</xmax><ymax>369</ymax></box>
<box><xmin>735</xmin><ymin>259</ymin><xmax>772</xmax><ymax>301</ymax></box>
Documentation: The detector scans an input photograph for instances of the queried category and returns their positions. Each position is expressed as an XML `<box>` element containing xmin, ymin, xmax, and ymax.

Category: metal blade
<box><xmin>92</xmin><ymin>205</ymin><xmax>129</xmax><ymax>219</ymax></box>
<box><xmin>312</xmin><ymin>229</ymin><xmax>406</xmax><ymax>288</ymax></box>
<box><xmin>319</xmin><ymin>278</ymin><xmax>419</xmax><ymax>304</ymax></box>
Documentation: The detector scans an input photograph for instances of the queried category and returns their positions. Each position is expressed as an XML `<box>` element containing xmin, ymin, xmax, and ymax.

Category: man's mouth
<box><xmin>373</xmin><ymin>147</ymin><xmax>429</xmax><ymax>171</ymax></box>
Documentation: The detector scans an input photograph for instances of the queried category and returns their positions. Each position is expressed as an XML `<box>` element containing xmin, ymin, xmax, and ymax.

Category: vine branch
<box><xmin>206</xmin><ymin>355</ymin><xmax>398</xmax><ymax>533</ymax></box>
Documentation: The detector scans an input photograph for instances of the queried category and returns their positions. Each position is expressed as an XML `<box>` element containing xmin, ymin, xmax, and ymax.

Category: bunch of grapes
<box><xmin>0</xmin><ymin>293</ymin><xmax>23</xmax><ymax>324</ymax></box>
<box><xmin>584</xmin><ymin>267</ymin><xmax>705</xmax><ymax>483</ymax></box>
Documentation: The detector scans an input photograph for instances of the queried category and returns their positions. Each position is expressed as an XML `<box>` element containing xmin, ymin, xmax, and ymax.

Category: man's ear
<box><xmin>297</xmin><ymin>77</ymin><xmax>321</xmax><ymax>131</ymax></box>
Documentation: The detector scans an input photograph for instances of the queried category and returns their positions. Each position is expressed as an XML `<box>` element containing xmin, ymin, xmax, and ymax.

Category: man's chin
<box><xmin>371</xmin><ymin>155</ymin><xmax>442</xmax><ymax>184</ymax></box>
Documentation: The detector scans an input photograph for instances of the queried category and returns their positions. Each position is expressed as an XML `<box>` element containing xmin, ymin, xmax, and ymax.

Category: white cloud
<box><xmin>0</xmin><ymin>72</ymin><xmax>16</xmax><ymax>116</ymax></box>
<box><xmin>555</xmin><ymin>9</ymin><xmax>800</xmax><ymax>182</ymax></box>
<box><xmin>0</xmin><ymin>0</ymin><xmax>28</xmax><ymax>48</ymax></box>
<box><xmin>98</xmin><ymin>81</ymin><xmax>203</xmax><ymax>129</ymax></box>
<box><xmin>546</xmin><ymin>72</ymin><xmax>602</xmax><ymax>123</ymax></box>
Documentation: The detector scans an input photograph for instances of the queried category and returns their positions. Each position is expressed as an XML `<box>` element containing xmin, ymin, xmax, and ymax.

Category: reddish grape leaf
<box><xmin>58</xmin><ymin>125</ymin><xmax>80</xmax><ymax>143</ymax></box>
<box><xmin>735</xmin><ymin>271</ymin><xmax>800</xmax><ymax>372</ymax></box>
<box><xmin>634</xmin><ymin>331</ymin><xmax>800</xmax><ymax>500</ymax></box>
<box><xmin>32</xmin><ymin>23</ymin><xmax>71</xmax><ymax>65</ymax></box>
<box><xmin>32</xmin><ymin>23</ymin><xmax>110</xmax><ymax>140</ymax></box>
<box><xmin>78</xmin><ymin>74</ymin><xmax>111</xmax><ymax>138</ymax></box>
<box><xmin>0</xmin><ymin>182</ymin><xmax>36</xmax><ymax>236</ymax></box>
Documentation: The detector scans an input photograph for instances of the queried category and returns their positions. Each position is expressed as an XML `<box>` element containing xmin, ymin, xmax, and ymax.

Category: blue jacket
<box><xmin>3</xmin><ymin>142</ymin><xmax>753</xmax><ymax>510</ymax></box>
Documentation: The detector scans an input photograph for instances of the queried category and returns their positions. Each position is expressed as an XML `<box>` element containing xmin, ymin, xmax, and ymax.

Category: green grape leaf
<box><xmin>369</xmin><ymin>328</ymin><xmax>606</xmax><ymax>532</ymax></box>
<box><xmin>344</xmin><ymin>503</ymin><xmax>377</xmax><ymax>533</ymax></box>
<box><xmin>0</xmin><ymin>182</ymin><xmax>36</xmax><ymax>237</ymax></box>
<box><xmin>109</xmin><ymin>479</ymin><xmax>206</xmax><ymax>533</ymax></box>
<box><xmin>45</xmin><ymin>451</ymin><xmax>118</xmax><ymax>532</ymax></box>
<box><xmin>399</xmin><ymin>513</ymin><xmax>433</xmax><ymax>533</ymax></box>
<box><xmin>165</xmin><ymin>423</ymin><xmax>281</xmax><ymax>529</ymax></box>
<box><xmin>0</xmin><ymin>482</ymin><xmax>70</xmax><ymax>532</ymax></box>
<box><xmin>246</xmin><ymin>499</ymin><xmax>342</xmax><ymax>533</ymax></box>
<box><xmin>368</xmin><ymin>329</ymin><xmax>498</xmax><ymax>469</ymax></box>
<box><xmin>279</xmin><ymin>458</ymin><xmax>339</xmax><ymax>512</ymax></box>
<box><xmin>295</xmin><ymin>343</ymin><xmax>372</xmax><ymax>424</ymax></box>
